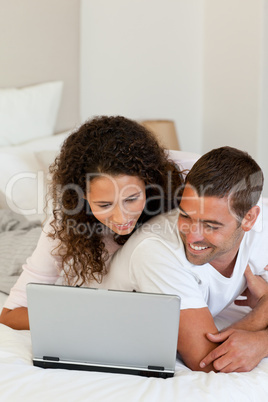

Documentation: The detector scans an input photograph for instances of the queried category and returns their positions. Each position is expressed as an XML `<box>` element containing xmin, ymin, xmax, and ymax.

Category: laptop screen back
<box><xmin>27</xmin><ymin>284</ymin><xmax>180</xmax><ymax>377</ymax></box>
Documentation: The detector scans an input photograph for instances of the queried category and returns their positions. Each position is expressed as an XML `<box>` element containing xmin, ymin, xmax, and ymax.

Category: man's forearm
<box><xmin>230</xmin><ymin>295</ymin><xmax>268</xmax><ymax>331</ymax></box>
<box><xmin>261</xmin><ymin>328</ymin><xmax>268</xmax><ymax>358</ymax></box>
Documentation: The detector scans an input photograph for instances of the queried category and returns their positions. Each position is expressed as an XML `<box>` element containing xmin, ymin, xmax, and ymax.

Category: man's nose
<box><xmin>184</xmin><ymin>222</ymin><xmax>204</xmax><ymax>243</ymax></box>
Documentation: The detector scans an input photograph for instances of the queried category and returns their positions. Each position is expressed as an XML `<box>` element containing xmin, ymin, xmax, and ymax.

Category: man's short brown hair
<box><xmin>185</xmin><ymin>146</ymin><xmax>264</xmax><ymax>221</ymax></box>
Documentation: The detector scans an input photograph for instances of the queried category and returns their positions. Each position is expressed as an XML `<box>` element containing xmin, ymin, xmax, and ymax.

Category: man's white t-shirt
<box><xmin>109</xmin><ymin>203</ymin><xmax>268</xmax><ymax>317</ymax></box>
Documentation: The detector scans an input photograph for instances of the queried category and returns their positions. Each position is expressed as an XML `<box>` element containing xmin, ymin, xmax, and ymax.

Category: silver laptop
<box><xmin>27</xmin><ymin>283</ymin><xmax>180</xmax><ymax>378</ymax></box>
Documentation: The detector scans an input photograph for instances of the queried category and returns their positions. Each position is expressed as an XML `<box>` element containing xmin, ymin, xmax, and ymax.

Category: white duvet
<box><xmin>0</xmin><ymin>293</ymin><xmax>267</xmax><ymax>402</ymax></box>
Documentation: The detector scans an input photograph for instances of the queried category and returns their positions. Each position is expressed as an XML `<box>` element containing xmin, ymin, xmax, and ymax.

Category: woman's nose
<box><xmin>111</xmin><ymin>204</ymin><xmax>127</xmax><ymax>224</ymax></box>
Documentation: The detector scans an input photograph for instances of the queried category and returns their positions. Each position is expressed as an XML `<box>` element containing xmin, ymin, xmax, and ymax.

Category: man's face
<box><xmin>178</xmin><ymin>185</ymin><xmax>244</xmax><ymax>271</ymax></box>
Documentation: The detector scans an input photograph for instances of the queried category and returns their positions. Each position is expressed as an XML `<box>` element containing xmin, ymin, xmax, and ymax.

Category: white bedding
<box><xmin>0</xmin><ymin>291</ymin><xmax>267</xmax><ymax>402</ymax></box>
<box><xmin>0</xmin><ymin>131</ymin><xmax>70</xmax><ymax>222</ymax></box>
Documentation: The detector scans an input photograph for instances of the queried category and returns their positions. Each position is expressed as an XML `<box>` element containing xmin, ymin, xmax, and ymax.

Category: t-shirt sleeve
<box><xmin>3</xmin><ymin>221</ymin><xmax>62</xmax><ymax>310</ymax></box>
<box><xmin>247</xmin><ymin>204</ymin><xmax>268</xmax><ymax>283</ymax></box>
<box><xmin>128</xmin><ymin>238</ymin><xmax>208</xmax><ymax>310</ymax></box>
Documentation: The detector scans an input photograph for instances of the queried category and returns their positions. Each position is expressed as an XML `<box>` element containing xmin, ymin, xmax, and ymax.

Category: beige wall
<box><xmin>202</xmin><ymin>0</ymin><xmax>268</xmax><ymax>196</ymax></box>
<box><xmin>0</xmin><ymin>0</ymin><xmax>80</xmax><ymax>133</ymax></box>
<box><xmin>80</xmin><ymin>0</ymin><xmax>204</xmax><ymax>154</ymax></box>
<box><xmin>1</xmin><ymin>0</ymin><xmax>267</xmax><ymax>195</ymax></box>
<box><xmin>202</xmin><ymin>0</ymin><xmax>262</xmax><ymax>158</ymax></box>
<box><xmin>258</xmin><ymin>0</ymin><xmax>268</xmax><ymax>196</ymax></box>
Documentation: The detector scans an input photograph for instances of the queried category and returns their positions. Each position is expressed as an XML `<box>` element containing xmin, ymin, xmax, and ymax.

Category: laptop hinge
<box><xmin>43</xmin><ymin>356</ymin><xmax>60</xmax><ymax>361</ymax></box>
<box><xmin>148</xmin><ymin>365</ymin><xmax>165</xmax><ymax>371</ymax></box>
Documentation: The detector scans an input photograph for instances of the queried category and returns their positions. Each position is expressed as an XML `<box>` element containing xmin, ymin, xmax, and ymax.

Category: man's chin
<box><xmin>185</xmin><ymin>251</ymin><xmax>210</xmax><ymax>266</ymax></box>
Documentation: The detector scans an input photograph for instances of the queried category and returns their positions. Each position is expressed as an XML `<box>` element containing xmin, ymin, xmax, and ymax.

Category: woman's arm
<box><xmin>2</xmin><ymin>219</ymin><xmax>62</xmax><ymax>329</ymax></box>
<box><xmin>0</xmin><ymin>307</ymin><xmax>29</xmax><ymax>330</ymax></box>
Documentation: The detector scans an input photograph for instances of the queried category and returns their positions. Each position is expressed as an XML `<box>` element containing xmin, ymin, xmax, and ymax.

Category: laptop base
<box><xmin>33</xmin><ymin>359</ymin><xmax>174</xmax><ymax>378</ymax></box>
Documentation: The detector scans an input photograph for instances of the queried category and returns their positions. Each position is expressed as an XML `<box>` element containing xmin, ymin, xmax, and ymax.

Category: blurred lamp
<box><xmin>141</xmin><ymin>119</ymin><xmax>180</xmax><ymax>150</ymax></box>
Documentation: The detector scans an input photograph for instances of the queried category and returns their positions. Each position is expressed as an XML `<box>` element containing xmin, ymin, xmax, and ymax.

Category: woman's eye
<box><xmin>125</xmin><ymin>197</ymin><xmax>139</xmax><ymax>203</ymax></box>
<box><xmin>98</xmin><ymin>203</ymin><xmax>112</xmax><ymax>208</ymax></box>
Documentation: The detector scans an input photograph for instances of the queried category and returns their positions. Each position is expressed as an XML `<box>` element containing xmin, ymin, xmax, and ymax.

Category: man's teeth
<box><xmin>190</xmin><ymin>244</ymin><xmax>208</xmax><ymax>251</ymax></box>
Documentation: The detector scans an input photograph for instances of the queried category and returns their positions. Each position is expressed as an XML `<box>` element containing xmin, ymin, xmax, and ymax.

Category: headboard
<box><xmin>0</xmin><ymin>0</ymin><xmax>80</xmax><ymax>133</ymax></box>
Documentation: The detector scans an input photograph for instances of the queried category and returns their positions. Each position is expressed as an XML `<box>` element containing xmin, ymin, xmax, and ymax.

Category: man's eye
<box><xmin>204</xmin><ymin>223</ymin><xmax>219</xmax><ymax>230</ymax></box>
<box><xmin>180</xmin><ymin>213</ymin><xmax>189</xmax><ymax>219</ymax></box>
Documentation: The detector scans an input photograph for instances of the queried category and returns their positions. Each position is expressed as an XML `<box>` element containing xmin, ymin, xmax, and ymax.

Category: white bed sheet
<box><xmin>0</xmin><ymin>290</ymin><xmax>268</xmax><ymax>402</ymax></box>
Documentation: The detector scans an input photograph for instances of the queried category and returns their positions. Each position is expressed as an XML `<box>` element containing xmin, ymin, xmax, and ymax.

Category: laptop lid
<box><xmin>27</xmin><ymin>284</ymin><xmax>180</xmax><ymax>378</ymax></box>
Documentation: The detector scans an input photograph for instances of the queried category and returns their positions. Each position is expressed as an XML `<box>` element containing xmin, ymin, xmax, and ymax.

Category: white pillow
<box><xmin>0</xmin><ymin>81</ymin><xmax>63</xmax><ymax>146</ymax></box>
<box><xmin>167</xmin><ymin>150</ymin><xmax>200</xmax><ymax>172</ymax></box>
<box><xmin>35</xmin><ymin>150</ymin><xmax>59</xmax><ymax>171</ymax></box>
<box><xmin>0</xmin><ymin>151</ymin><xmax>47</xmax><ymax>221</ymax></box>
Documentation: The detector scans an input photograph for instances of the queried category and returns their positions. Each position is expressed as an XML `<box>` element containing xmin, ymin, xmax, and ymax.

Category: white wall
<box><xmin>80</xmin><ymin>0</ymin><xmax>203</xmax><ymax>153</ymax></box>
<box><xmin>0</xmin><ymin>0</ymin><xmax>80</xmax><ymax>133</ymax></box>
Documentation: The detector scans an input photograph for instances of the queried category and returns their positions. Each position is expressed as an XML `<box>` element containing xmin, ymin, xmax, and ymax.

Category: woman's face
<box><xmin>86</xmin><ymin>174</ymin><xmax>146</xmax><ymax>235</ymax></box>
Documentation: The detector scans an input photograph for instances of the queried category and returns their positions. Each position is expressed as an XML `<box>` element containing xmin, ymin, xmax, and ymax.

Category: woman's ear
<box><xmin>241</xmin><ymin>206</ymin><xmax>260</xmax><ymax>232</ymax></box>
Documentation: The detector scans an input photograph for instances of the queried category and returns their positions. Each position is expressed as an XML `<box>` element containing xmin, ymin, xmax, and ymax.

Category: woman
<box><xmin>0</xmin><ymin>115</ymin><xmax>185</xmax><ymax>329</ymax></box>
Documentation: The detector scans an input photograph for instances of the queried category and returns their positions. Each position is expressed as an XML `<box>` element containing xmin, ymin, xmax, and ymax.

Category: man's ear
<box><xmin>241</xmin><ymin>206</ymin><xmax>260</xmax><ymax>232</ymax></box>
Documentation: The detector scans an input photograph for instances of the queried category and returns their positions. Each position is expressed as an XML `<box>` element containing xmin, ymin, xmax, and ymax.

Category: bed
<box><xmin>1</xmin><ymin>1</ymin><xmax>268</xmax><ymax>401</ymax></box>
<box><xmin>1</xmin><ymin>293</ymin><xmax>268</xmax><ymax>401</ymax></box>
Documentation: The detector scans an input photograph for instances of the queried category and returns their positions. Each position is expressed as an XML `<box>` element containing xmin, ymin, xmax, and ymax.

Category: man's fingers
<box><xmin>199</xmin><ymin>343</ymin><xmax>225</xmax><ymax>369</ymax></box>
<box><xmin>201</xmin><ymin>352</ymin><xmax>240</xmax><ymax>373</ymax></box>
<box><xmin>244</xmin><ymin>264</ymin><xmax>253</xmax><ymax>280</ymax></box>
<box><xmin>199</xmin><ymin>331</ymin><xmax>231</xmax><ymax>369</ymax></box>
<box><xmin>206</xmin><ymin>330</ymin><xmax>231</xmax><ymax>343</ymax></box>
<box><xmin>234</xmin><ymin>299</ymin><xmax>249</xmax><ymax>306</ymax></box>
<box><xmin>215</xmin><ymin>361</ymin><xmax>243</xmax><ymax>373</ymax></box>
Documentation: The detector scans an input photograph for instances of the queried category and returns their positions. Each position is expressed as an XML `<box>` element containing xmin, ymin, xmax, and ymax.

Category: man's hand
<box><xmin>199</xmin><ymin>328</ymin><xmax>268</xmax><ymax>373</ymax></box>
<box><xmin>199</xmin><ymin>266</ymin><xmax>268</xmax><ymax>373</ymax></box>
<box><xmin>235</xmin><ymin>265</ymin><xmax>268</xmax><ymax>309</ymax></box>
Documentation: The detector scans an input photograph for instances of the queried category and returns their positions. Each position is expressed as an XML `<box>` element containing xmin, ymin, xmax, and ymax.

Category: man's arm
<box><xmin>0</xmin><ymin>307</ymin><xmax>29</xmax><ymax>330</ymax></box>
<box><xmin>177</xmin><ymin>307</ymin><xmax>220</xmax><ymax>372</ymax></box>
<box><xmin>229</xmin><ymin>265</ymin><xmax>268</xmax><ymax>331</ymax></box>
<box><xmin>199</xmin><ymin>266</ymin><xmax>268</xmax><ymax>372</ymax></box>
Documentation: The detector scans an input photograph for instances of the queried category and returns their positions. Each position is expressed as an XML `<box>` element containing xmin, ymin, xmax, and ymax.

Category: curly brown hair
<box><xmin>48</xmin><ymin>116</ymin><xmax>184</xmax><ymax>285</ymax></box>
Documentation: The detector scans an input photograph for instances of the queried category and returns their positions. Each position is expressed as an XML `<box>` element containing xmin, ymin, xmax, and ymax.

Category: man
<box><xmin>109</xmin><ymin>146</ymin><xmax>268</xmax><ymax>373</ymax></box>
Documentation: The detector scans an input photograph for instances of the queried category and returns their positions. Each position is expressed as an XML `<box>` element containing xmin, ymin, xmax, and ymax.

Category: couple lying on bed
<box><xmin>1</xmin><ymin>116</ymin><xmax>268</xmax><ymax>373</ymax></box>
